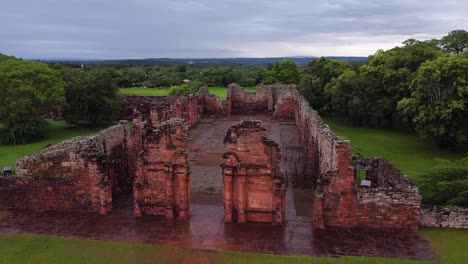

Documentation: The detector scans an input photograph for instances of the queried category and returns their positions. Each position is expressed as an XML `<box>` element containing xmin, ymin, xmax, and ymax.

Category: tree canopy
<box><xmin>262</xmin><ymin>59</ymin><xmax>301</xmax><ymax>85</ymax></box>
<box><xmin>439</xmin><ymin>29</ymin><xmax>468</xmax><ymax>54</ymax></box>
<box><xmin>0</xmin><ymin>59</ymin><xmax>64</xmax><ymax>144</ymax></box>
<box><xmin>398</xmin><ymin>55</ymin><xmax>468</xmax><ymax>147</ymax></box>
<box><xmin>63</xmin><ymin>68</ymin><xmax>121</xmax><ymax>126</ymax></box>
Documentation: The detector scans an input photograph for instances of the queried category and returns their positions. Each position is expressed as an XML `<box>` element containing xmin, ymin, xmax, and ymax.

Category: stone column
<box><xmin>223</xmin><ymin>173</ymin><xmax>233</xmax><ymax>223</ymax></box>
<box><xmin>237</xmin><ymin>176</ymin><xmax>246</xmax><ymax>223</ymax></box>
<box><xmin>177</xmin><ymin>167</ymin><xmax>188</xmax><ymax>219</ymax></box>
<box><xmin>165</xmin><ymin>166</ymin><xmax>175</xmax><ymax>219</ymax></box>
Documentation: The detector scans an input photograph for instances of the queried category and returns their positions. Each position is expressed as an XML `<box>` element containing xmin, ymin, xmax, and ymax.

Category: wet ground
<box><xmin>0</xmin><ymin>115</ymin><xmax>437</xmax><ymax>261</ymax></box>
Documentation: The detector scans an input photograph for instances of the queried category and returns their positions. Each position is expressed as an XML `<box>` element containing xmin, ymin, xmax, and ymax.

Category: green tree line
<box><xmin>299</xmin><ymin>29</ymin><xmax>468</xmax><ymax>149</ymax></box>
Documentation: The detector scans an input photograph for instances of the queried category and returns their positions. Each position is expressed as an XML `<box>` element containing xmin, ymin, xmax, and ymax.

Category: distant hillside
<box><xmin>34</xmin><ymin>56</ymin><xmax>368</xmax><ymax>67</ymax></box>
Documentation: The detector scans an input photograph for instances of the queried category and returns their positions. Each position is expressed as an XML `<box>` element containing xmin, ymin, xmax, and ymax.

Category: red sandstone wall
<box><xmin>120</xmin><ymin>94</ymin><xmax>201</xmax><ymax>127</ymax></box>
<box><xmin>1</xmin><ymin>123</ymin><xmax>134</xmax><ymax>214</ymax></box>
<box><xmin>272</xmin><ymin>87</ymin><xmax>421</xmax><ymax>230</ymax></box>
<box><xmin>228</xmin><ymin>84</ymin><xmax>269</xmax><ymax>114</ymax></box>
<box><xmin>199</xmin><ymin>87</ymin><xmax>227</xmax><ymax>116</ymax></box>
<box><xmin>221</xmin><ymin>121</ymin><xmax>287</xmax><ymax>224</ymax></box>
<box><xmin>134</xmin><ymin>119</ymin><xmax>190</xmax><ymax>219</ymax></box>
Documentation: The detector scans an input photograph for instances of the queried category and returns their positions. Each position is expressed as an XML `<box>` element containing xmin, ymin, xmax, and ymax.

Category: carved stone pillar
<box><xmin>165</xmin><ymin>166</ymin><xmax>174</xmax><ymax>219</ymax></box>
<box><xmin>223</xmin><ymin>174</ymin><xmax>233</xmax><ymax>223</ymax></box>
<box><xmin>237</xmin><ymin>176</ymin><xmax>246</xmax><ymax>223</ymax></box>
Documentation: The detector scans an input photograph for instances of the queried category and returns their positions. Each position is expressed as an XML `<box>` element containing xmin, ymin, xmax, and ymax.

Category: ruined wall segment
<box><xmin>199</xmin><ymin>87</ymin><xmax>227</xmax><ymax>116</ymax></box>
<box><xmin>134</xmin><ymin>118</ymin><xmax>190</xmax><ymax>219</ymax></box>
<box><xmin>120</xmin><ymin>94</ymin><xmax>201</xmax><ymax>127</ymax></box>
<box><xmin>227</xmin><ymin>84</ymin><xmax>270</xmax><ymax>115</ymax></box>
<box><xmin>221</xmin><ymin>121</ymin><xmax>287</xmax><ymax>224</ymax></box>
<box><xmin>351</xmin><ymin>157</ymin><xmax>421</xmax><ymax>229</ymax></box>
<box><xmin>271</xmin><ymin>86</ymin><xmax>421</xmax><ymax>230</ymax></box>
<box><xmin>0</xmin><ymin>122</ymin><xmax>136</xmax><ymax>214</ymax></box>
<box><xmin>420</xmin><ymin>206</ymin><xmax>468</xmax><ymax>228</ymax></box>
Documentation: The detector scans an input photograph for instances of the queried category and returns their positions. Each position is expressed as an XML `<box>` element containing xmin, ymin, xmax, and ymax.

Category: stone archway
<box><xmin>221</xmin><ymin>120</ymin><xmax>287</xmax><ymax>224</ymax></box>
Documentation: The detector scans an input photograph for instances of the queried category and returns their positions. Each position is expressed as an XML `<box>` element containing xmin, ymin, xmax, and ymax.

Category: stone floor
<box><xmin>0</xmin><ymin>115</ymin><xmax>437</xmax><ymax>261</ymax></box>
<box><xmin>188</xmin><ymin>115</ymin><xmax>306</xmax><ymax>193</ymax></box>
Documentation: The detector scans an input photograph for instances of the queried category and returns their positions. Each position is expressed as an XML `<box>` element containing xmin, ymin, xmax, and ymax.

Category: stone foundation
<box><xmin>221</xmin><ymin>121</ymin><xmax>287</xmax><ymax>224</ymax></box>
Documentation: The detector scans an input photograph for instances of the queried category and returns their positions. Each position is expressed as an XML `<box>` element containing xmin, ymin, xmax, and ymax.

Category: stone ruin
<box><xmin>0</xmin><ymin>83</ymin><xmax>423</xmax><ymax>230</ymax></box>
<box><xmin>134</xmin><ymin>118</ymin><xmax>190</xmax><ymax>219</ymax></box>
<box><xmin>221</xmin><ymin>120</ymin><xmax>287</xmax><ymax>224</ymax></box>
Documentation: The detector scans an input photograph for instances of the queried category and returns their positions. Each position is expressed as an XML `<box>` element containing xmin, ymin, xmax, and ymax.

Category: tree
<box><xmin>326</xmin><ymin>69</ymin><xmax>370</xmax><ymax>125</ymax></box>
<box><xmin>63</xmin><ymin>68</ymin><xmax>121</xmax><ymax>126</ymax></box>
<box><xmin>440</xmin><ymin>30</ymin><xmax>468</xmax><ymax>54</ymax></box>
<box><xmin>397</xmin><ymin>55</ymin><xmax>468</xmax><ymax>148</ymax></box>
<box><xmin>299</xmin><ymin>58</ymin><xmax>351</xmax><ymax>113</ymax></box>
<box><xmin>0</xmin><ymin>59</ymin><xmax>65</xmax><ymax>144</ymax></box>
<box><xmin>358</xmin><ymin>40</ymin><xmax>442</xmax><ymax>127</ymax></box>
<box><xmin>262</xmin><ymin>59</ymin><xmax>301</xmax><ymax>84</ymax></box>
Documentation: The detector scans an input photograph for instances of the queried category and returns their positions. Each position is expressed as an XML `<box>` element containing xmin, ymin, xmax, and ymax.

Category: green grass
<box><xmin>119</xmin><ymin>87</ymin><xmax>171</xmax><ymax>96</ymax></box>
<box><xmin>420</xmin><ymin>228</ymin><xmax>468</xmax><ymax>264</ymax></box>
<box><xmin>0</xmin><ymin>233</ymin><xmax>431</xmax><ymax>264</ymax></box>
<box><xmin>119</xmin><ymin>87</ymin><xmax>257</xmax><ymax>100</ymax></box>
<box><xmin>323</xmin><ymin>117</ymin><xmax>465</xmax><ymax>181</ymax></box>
<box><xmin>0</xmin><ymin>121</ymin><xmax>100</xmax><ymax>169</ymax></box>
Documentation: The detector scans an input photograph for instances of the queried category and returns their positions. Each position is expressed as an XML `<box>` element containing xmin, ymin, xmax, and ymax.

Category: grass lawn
<box><xmin>119</xmin><ymin>87</ymin><xmax>171</xmax><ymax>96</ymax></box>
<box><xmin>0</xmin><ymin>233</ymin><xmax>434</xmax><ymax>264</ymax></box>
<box><xmin>0</xmin><ymin>229</ymin><xmax>467</xmax><ymax>263</ymax></box>
<box><xmin>323</xmin><ymin>117</ymin><xmax>466</xmax><ymax>181</ymax></box>
<box><xmin>119</xmin><ymin>87</ymin><xmax>257</xmax><ymax>100</ymax></box>
<box><xmin>0</xmin><ymin>120</ymin><xmax>100</xmax><ymax>169</ymax></box>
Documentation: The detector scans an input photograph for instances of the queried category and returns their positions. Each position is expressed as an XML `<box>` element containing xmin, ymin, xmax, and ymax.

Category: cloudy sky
<box><xmin>1</xmin><ymin>0</ymin><xmax>467</xmax><ymax>59</ymax></box>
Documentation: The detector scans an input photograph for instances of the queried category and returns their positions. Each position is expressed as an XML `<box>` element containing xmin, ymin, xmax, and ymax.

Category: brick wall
<box><xmin>221</xmin><ymin>121</ymin><xmax>287</xmax><ymax>224</ymax></box>
<box><xmin>134</xmin><ymin>118</ymin><xmax>190</xmax><ymax>219</ymax></box>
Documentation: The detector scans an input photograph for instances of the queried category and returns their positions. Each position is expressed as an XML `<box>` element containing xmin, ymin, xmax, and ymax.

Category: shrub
<box><xmin>418</xmin><ymin>158</ymin><xmax>468</xmax><ymax>207</ymax></box>
<box><xmin>168</xmin><ymin>85</ymin><xmax>192</xmax><ymax>96</ymax></box>
<box><xmin>0</xmin><ymin>119</ymin><xmax>48</xmax><ymax>145</ymax></box>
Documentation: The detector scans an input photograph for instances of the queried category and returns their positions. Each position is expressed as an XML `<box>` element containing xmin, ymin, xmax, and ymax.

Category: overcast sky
<box><xmin>1</xmin><ymin>0</ymin><xmax>467</xmax><ymax>59</ymax></box>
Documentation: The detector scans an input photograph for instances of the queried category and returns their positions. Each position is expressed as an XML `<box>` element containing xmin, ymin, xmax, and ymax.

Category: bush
<box><xmin>418</xmin><ymin>158</ymin><xmax>468</xmax><ymax>207</ymax></box>
<box><xmin>0</xmin><ymin>119</ymin><xmax>48</xmax><ymax>145</ymax></box>
<box><xmin>168</xmin><ymin>85</ymin><xmax>192</xmax><ymax>96</ymax></box>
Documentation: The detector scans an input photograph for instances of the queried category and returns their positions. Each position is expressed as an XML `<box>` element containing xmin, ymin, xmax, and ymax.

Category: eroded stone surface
<box><xmin>221</xmin><ymin>120</ymin><xmax>287</xmax><ymax>224</ymax></box>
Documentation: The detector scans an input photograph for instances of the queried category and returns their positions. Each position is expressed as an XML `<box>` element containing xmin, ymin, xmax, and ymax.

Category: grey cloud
<box><xmin>0</xmin><ymin>0</ymin><xmax>467</xmax><ymax>58</ymax></box>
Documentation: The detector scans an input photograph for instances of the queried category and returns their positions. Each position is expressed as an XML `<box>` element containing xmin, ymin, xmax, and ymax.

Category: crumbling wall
<box><xmin>228</xmin><ymin>84</ymin><xmax>269</xmax><ymax>114</ymax></box>
<box><xmin>0</xmin><ymin>123</ymin><xmax>134</xmax><ymax>214</ymax></box>
<box><xmin>134</xmin><ymin>118</ymin><xmax>190</xmax><ymax>219</ymax></box>
<box><xmin>120</xmin><ymin>95</ymin><xmax>175</xmax><ymax>120</ymax></box>
<box><xmin>351</xmin><ymin>157</ymin><xmax>421</xmax><ymax>229</ymax></box>
<box><xmin>271</xmin><ymin>86</ymin><xmax>421</xmax><ymax>230</ymax></box>
<box><xmin>199</xmin><ymin>87</ymin><xmax>227</xmax><ymax>116</ymax></box>
<box><xmin>120</xmin><ymin>94</ymin><xmax>201</xmax><ymax>127</ymax></box>
<box><xmin>221</xmin><ymin>121</ymin><xmax>287</xmax><ymax>224</ymax></box>
<box><xmin>420</xmin><ymin>206</ymin><xmax>468</xmax><ymax>228</ymax></box>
